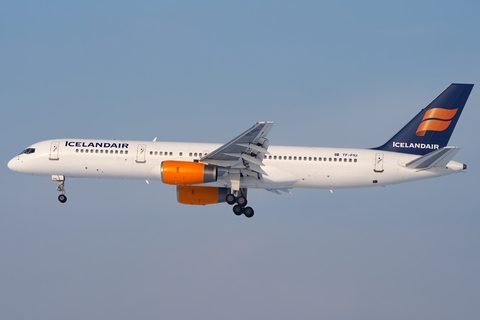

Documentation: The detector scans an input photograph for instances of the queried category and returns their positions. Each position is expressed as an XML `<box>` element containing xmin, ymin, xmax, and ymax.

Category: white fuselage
<box><xmin>7</xmin><ymin>139</ymin><xmax>465</xmax><ymax>190</ymax></box>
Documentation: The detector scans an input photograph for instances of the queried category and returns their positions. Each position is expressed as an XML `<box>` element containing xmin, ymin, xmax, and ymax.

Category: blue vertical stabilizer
<box><xmin>374</xmin><ymin>83</ymin><xmax>473</xmax><ymax>155</ymax></box>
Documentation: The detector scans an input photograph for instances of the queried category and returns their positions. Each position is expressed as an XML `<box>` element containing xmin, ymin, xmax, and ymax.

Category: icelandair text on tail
<box><xmin>393</xmin><ymin>142</ymin><xmax>439</xmax><ymax>150</ymax></box>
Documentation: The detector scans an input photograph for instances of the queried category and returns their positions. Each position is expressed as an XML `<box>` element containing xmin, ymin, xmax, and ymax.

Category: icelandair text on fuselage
<box><xmin>393</xmin><ymin>142</ymin><xmax>439</xmax><ymax>150</ymax></box>
<box><xmin>65</xmin><ymin>141</ymin><xmax>129</xmax><ymax>148</ymax></box>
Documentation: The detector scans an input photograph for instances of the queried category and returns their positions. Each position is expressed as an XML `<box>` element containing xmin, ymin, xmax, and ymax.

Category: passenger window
<box><xmin>85</xmin><ymin>149</ymin><xmax>89</xmax><ymax>153</ymax></box>
<box><xmin>329</xmin><ymin>158</ymin><xmax>331</xmax><ymax>161</ymax></box>
<box><xmin>125</xmin><ymin>151</ymin><xmax>128</xmax><ymax>155</ymax></box>
<box><xmin>289</xmin><ymin>156</ymin><xmax>292</xmax><ymax>160</ymax></box>
<box><xmin>334</xmin><ymin>158</ymin><xmax>337</xmax><ymax>162</ymax></box>
<box><xmin>96</xmin><ymin>150</ymin><xmax>99</xmax><ymax>153</ymax></box>
<box><xmin>154</xmin><ymin>151</ymin><xmax>158</xmax><ymax>155</ymax></box>
<box><xmin>344</xmin><ymin>158</ymin><xmax>347</xmax><ymax>162</ymax></box>
<box><xmin>349</xmin><ymin>158</ymin><xmax>352</xmax><ymax>162</ymax></box>
<box><xmin>81</xmin><ymin>149</ymin><xmax>84</xmax><ymax>153</ymax></box>
<box><xmin>76</xmin><ymin>149</ymin><xmax>79</xmax><ymax>153</ymax></box>
<box><xmin>293</xmin><ymin>156</ymin><xmax>297</xmax><ymax>160</ymax></box>
<box><xmin>354</xmin><ymin>159</ymin><xmax>357</xmax><ymax>163</ymax></box>
<box><xmin>170</xmin><ymin>152</ymin><xmax>173</xmax><ymax>156</ymax></box>
<box><xmin>115</xmin><ymin>150</ymin><xmax>118</xmax><ymax>154</ymax></box>
<box><xmin>339</xmin><ymin>158</ymin><xmax>342</xmax><ymax>162</ymax></box>
<box><xmin>179</xmin><ymin>152</ymin><xmax>183</xmax><ymax>156</ymax></box>
<box><xmin>110</xmin><ymin>150</ymin><xmax>113</xmax><ymax>154</ymax></box>
<box><xmin>100</xmin><ymin>150</ymin><xmax>104</xmax><ymax>154</ymax></box>
<box><xmin>274</xmin><ymin>156</ymin><xmax>277</xmax><ymax>160</ymax></box>
<box><xmin>309</xmin><ymin>157</ymin><xmax>312</xmax><ymax>161</ymax></box>
<box><xmin>149</xmin><ymin>151</ymin><xmax>153</xmax><ymax>155</ymax></box>
<box><xmin>120</xmin><ymin>150</ymin><xmax>123</xmax><ymax>154</ymax></box>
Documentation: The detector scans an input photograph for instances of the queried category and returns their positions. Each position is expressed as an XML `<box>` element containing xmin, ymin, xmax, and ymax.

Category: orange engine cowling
<box><xmin>177</xmin><ymin>186</ymin><xmax>230</xmax><ymax>205</ymax></box>
<box><xmin>161</xmin><ymin>161</ymin><xmax>217</xmax><ymax>185</ymax></box>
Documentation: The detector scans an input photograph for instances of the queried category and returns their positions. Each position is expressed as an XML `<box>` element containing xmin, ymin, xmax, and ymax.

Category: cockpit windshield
<box><xmin>19</xmin><ymin>148</ymin><xmax>35</xmax><ymax>155</ymax></box>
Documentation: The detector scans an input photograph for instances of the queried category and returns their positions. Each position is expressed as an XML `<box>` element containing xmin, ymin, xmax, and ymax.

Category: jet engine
<box><xmin>177</xmin><ymin>186</ymin><xmax>230</xmax><ymax>205</ymax></box>
<box><xmin>161</xmin><ymin>161</ymin><xmax>217</xmax><ymax>185</ymax></box>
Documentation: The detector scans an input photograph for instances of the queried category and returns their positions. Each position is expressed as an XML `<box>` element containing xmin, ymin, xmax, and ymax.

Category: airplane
<box><xmin>7</xmin><ymin>83</ymin><xmax>473</xmax><ymax>218</ymax></box>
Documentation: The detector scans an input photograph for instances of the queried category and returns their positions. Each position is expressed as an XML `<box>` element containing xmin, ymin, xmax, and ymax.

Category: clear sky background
<box><xmin>1</xmin><ymin>1</ymin><xmax>480</xmax><ymax>319</ymax></box>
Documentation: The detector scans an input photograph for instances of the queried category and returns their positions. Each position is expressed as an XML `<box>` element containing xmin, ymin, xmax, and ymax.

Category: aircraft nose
<box><xmin>7</xmin><ymin>157</ymin><xmax>16</xmax><ymax>172</ymax></box>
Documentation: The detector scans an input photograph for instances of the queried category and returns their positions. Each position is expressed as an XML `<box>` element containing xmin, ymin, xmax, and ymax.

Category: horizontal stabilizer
<box><xmin>405</xmin><ymin>147</ymin><xmax>460</xmax><ymax>169</ymax></box>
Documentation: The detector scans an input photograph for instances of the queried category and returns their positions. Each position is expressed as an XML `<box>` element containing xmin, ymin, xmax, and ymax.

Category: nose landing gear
<box><xmin>58</xmin><ymin>194</ymin><xmax>67</xmax><ymax>203</ymax></box>
<box><xmin>52</xmin><ymin>175</ymin><xmax>67</xmax><ymax>203</ymax></box>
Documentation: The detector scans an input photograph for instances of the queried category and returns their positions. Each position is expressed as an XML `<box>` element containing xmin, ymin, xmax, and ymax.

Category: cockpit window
<box><xmin>20</xmin><ymin>148</ymin><xmax>35</xmax><ymax>155</ymax></box>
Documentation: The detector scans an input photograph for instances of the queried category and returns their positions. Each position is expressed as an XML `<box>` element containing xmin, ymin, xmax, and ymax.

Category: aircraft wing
<box><xmin>200</xmin><ymin>121</ymin><xmax>274</xmax><ymax>177</ymax></box>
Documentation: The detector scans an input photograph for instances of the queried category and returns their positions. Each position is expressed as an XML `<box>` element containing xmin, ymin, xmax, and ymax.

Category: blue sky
<box><xmin>1</xmin><ymin>1</ymin><xmax>480</xmax><ymax>319</ymax></box>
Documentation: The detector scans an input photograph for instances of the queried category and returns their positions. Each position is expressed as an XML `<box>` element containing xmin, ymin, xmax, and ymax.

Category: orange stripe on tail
<box><xmin>416</xmin><ymin>120</ymin><xmax>452</xmax><ymax>136</ymax></box>
<box><xmin>422</xmin><ymin>108</ymin><xmax>457</xmax><ymax>121</ymax></box>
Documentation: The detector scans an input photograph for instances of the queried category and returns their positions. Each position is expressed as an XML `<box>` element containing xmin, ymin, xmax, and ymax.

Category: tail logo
<box><xmin>415</xmin><ymin>108</ymin><xmax>458</xmax><ymax>136</ymax></box>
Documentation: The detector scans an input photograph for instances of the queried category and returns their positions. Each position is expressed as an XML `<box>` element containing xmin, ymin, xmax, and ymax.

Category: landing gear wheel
<box><xmin>244</xmin><ymin>207</ymin><xmax>254</xmax><ymax>218</ymax></box>
<box><xmin>236</xmin><ymin>195</ymin><xmax>247</xmax><ymax>207</ymax></box>
<box><xmin>226</xmin><ymin>193</ymin><xmax>236</xmax><ymax>205</ymax></box>
<box><xmin>53</xmin><ymin>175</ymin><xmax>67</xmax><ymax>203</ymax></box>
<box><xmin>233</xmin><ymin>205</ymin><xmax>243</xmax><ymax>216</ymax></box>
<box><xmin>58</xmin><ymin>194</ymin><xmax>67</xmax><ymax>203</ymax></box>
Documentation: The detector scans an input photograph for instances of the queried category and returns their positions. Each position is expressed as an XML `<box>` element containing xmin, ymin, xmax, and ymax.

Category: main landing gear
<box><xmin>226</xmin><ymin>192</ymin><xmax>254</xmax><ymax>218</ymax></box>
<box><xmin>52</xmin><ymin>175</ymin><xmax>67</xmax><ymax>203</ymax></box>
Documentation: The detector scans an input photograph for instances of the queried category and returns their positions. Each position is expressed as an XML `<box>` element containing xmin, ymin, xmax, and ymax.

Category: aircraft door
<box><xmin>49</xmin><ymin>141</ymin><xmax>60</xmax><ymax>160</ymax></box>
<box><xmin>374</xmin><ymin>153</ymin><xmax>384</xmax><ymax>173</ymax></box>
<box><xmin>136</xmin><ymin>144</ymin><xmax>147</xmax><ymax>163</ymax></box>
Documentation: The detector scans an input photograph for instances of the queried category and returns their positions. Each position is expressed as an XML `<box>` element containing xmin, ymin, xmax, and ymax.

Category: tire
<box><xmin>233</xmin><ymin>205</ymin><xmax>243</xmax><ymax>216</ymax></box>
<box><xmin>236</xmin><ymin>195</ymin><xmax>247</xmax><ymax>207</ymax></box>
<box><xmin>226</xmin><ymin>194</ymin><xmax>236</xmax><ymax>205</ymax></box>
<box><xmin>244</xmin><ymin>207</ymin><xmax>254</xmax><ymax>218</ymax></box>
<box><xmin>58</xmin><ymin>194</ymin><xmax>67</xmax><ymax>203</ymax></box>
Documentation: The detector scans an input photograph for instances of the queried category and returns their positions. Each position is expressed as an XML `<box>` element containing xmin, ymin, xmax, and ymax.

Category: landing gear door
<box><xmin>136</xmin><ymin>144</ymin><xmax>147</xmax><ymax>163</ymax></box>
<box><xmin>374</xmin><ymin>153</ymin><xmax>384</xmax><ymax>173</ymax></box>
<box><xmin>49</xmin><ymin>141</ymin><xmax>60</xmax><ymax>160</ymax></box>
